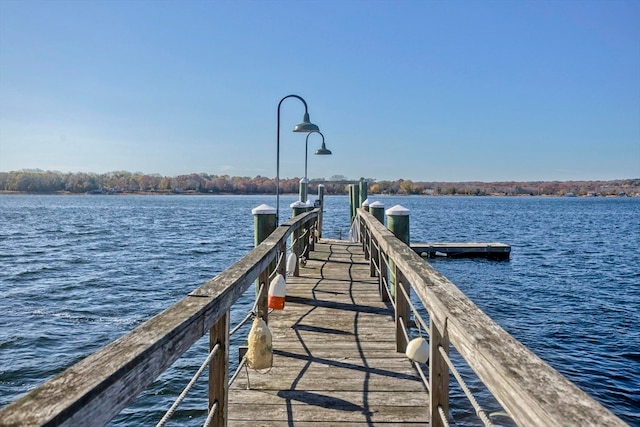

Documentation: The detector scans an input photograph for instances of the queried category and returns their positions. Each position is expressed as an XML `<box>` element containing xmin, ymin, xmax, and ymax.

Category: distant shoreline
<box><xmin>0</xmin><ymin>190</ymin><xmax>637</xmax><ymax>198</ymax></box>
<box><xmin>1</xmin><ymin>171</ymin><xmax>638</xmax><ymax>197</ymax></box>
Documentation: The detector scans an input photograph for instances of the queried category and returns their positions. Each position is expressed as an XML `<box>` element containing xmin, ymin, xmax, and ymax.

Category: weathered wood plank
<box><xmin>227</xmin><ymin>239</ymin><xmax>429</xmax><ymax>425</ymax></box>
<box><xmin>227</xmin><ymin>405</ymin><xmax>429</xmax><ymax>422</ymax></box>
<box><xmin>228</xmin><ymin>390</ymin><xmax>426</xmax><ymax>407</ymax></box>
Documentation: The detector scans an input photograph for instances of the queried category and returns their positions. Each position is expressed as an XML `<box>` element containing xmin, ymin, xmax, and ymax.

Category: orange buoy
<box><xmin>268</xmin><ymin>274</ymin><xmax>286</xmax><ymax>310</ymax></box>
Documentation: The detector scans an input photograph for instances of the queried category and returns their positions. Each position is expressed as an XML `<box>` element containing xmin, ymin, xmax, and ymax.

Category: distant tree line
<box><xmin>0</xmin><ymin>170</ymin><xmax>350</xmax><ymax>195</ymax></box>
<box><xmin>0</xmin><ymin>170</ymin><xmax>638</xmax><ymax>197</ymax></box>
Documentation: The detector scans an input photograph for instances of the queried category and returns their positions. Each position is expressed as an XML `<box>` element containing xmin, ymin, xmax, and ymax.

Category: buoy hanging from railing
<box><xmin>246</xmin><ymin>317</ymin><xmax>273</xmax><ymax>370</ymax></box>
<box><xmin>405</xmin><ymin>337</ymin><xmax>429</xmax><ymax>363</ymax></box>
<box><xmin>286</xmin><ymin>252</ymin><xmax>297</xmax><ymax>276</ymax></box>
<box><xmin>268</xmin><ymin>274</ymin><xmax>286</xmax><ymax>310</ymax></box>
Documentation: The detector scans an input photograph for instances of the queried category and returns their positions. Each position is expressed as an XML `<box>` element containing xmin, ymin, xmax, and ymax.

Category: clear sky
<box><xmin>1</xmin><ymin>0</ymin><xmax>639</xmax><ymax>182</ymax></box>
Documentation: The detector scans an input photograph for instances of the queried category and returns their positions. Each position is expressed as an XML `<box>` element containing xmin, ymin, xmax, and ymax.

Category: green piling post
<box><xmin>359</xmin><ymin>179</ymin><xmax>368</xmax><ymax>208</ymax></box>
<box><xmin>349</xmin><ymin>184</ymin><xmax>359</xmax><ymax>223</ymax></box>
<box><xmin>386</xmin><ymin>205</ymin><xmax>410</xmax><ymax>299</ymax></box>
<box><xmin>369</xmin><ymin>201</ymin><xmax>385</xmax><ymax>224</ymax></box>
<box><xmin>252</xmin><ymin>203</ymin><xmax>277</xmax><ymax>321</ymax></box>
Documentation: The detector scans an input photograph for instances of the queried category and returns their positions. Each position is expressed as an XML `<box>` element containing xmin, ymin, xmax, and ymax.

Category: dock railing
<box><xmin>357</xmin><ymin>207</ymin><xmax>625</xmax><ymax>427</ymax></box>
<box><xmin>0</xmin><ymin>209</ymin><xmax>319</xmax><ymax>427</ymax></box>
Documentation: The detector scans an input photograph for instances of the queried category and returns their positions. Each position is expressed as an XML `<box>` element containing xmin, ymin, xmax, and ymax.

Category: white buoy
<box><xmin>405</xmin><ymin>337</ymin><xmax>429</xmax><ymax>363</ymax></box>
<box><xmin>268</xmin><ymin>274</ymin><xmax>286</xmax><ymax>310</ymax></box>
<box><xmin>286</xmin><ymin>252</ymin><xmax>297</xmax><ymax>275</ymax></box>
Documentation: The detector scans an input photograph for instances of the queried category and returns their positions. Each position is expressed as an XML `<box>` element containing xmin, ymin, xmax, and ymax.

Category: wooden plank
<box><xmin>227</xmin><ymin>240</ymin><xmax>429</xmax><ymax>425</ymax></box>
<box><xmin>228</xmin><ymin>390</ymin><xmax>426</xmax><ymax>407</ymax></box>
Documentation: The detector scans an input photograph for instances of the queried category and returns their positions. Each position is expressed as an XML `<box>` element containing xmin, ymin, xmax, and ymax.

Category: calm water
<box><xmin>0</xmin><ymin>195</ymin><xmax>638</xmax><ymax>426</ymax></box>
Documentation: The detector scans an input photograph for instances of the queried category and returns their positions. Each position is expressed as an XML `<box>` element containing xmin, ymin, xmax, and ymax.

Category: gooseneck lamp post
<box><xmin>301</xmin><ymin>131</ymin><xmax>332</xmax><ymax>203</ymax></box>
<box><xmin>276</xmin><ymin>94</ymin><xmax>320</xmax><ymax>223</ymax></box>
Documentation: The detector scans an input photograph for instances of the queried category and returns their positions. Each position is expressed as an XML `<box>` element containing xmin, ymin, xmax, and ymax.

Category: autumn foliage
<box><xmin>0</xmin><ymin>170</ymin><xmax>638</xmax><ymax>197</ymax></box>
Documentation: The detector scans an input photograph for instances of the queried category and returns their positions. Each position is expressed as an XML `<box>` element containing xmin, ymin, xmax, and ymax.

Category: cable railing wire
<box><xmin>155</xmin><ymin>343</ymin><xmax>221</xmax><ymax>427</ymax></box>
<box><xmin>438</xmin><ymin>405</ymin><xmax>451</xmax><ymax>427</ymax></box>
<box><xmin>438</xmin><ymin>345</ymin><xmax>494</xmax><ymax>427</ymax></box>
<box><xmin>228</xmin><ymin>356</ymin><xmax>247</xmax><ymax>388</ymax></box>
<box><xmin>396</xmin><ymin>280</ymin><xmax>429</xmax><ymax>333</ymax></box>
<box><xmin>229</xmin><ymin>282</ymin><xmax>265</xmax><ymax>337</ymax></box>
<box><xmin>202</xmin><ymin>401</ymin><xmax>219</xmax><ymax>427</ymax></box>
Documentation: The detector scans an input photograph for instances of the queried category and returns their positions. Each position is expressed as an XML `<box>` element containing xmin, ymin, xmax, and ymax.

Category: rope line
<box><xmin>155</xmin><ymin>343</ymin><xmax>221</xmax><ymax>427</ymax></box>
<box><xmin>438</xmin><ymin>405</ymin><xmax>451</xmax><ymax>427</ymax></box>
<box><xmin>229</xmin><ymin>283</ymin><xmax>265</xmax><ymax>336</ymax></box>
<box><xmin>228</xmin><ymin>356</ymin><xmax>247</xmax><ymax>387</ymax></box>
<box><xmin>413</xmin><ymin>360</ymin><xmax>430</xmax><ymax>393</ymax></box>
<box><xmin>399</xmin><ymin>316</ymin><xmax>410</xmax><ymax>344</ymax></box>
<box><xmin>438</xmin><ymin>345</ymin><xmax>494</xmax><ymax>427</ymax></box>
<box><xmin>287</xmin><ymin>228</ymin><xmax>309</xmax><ymax>252</ymax></box>
<box><xmin>396</xmin><ymin>281</ymin><xmax>429</xmax><ymax>333</ymax></box>
<box><xmin>202</xmin><ymin>401</ymin><xmax>219</xmax><ymax>427</ymax></box>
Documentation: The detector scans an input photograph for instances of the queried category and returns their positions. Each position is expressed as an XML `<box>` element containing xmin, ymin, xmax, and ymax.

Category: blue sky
<box><xmin>1</xmin><ymin>0</ymin><xmax>638</xmax><ymax>182</ymax></box>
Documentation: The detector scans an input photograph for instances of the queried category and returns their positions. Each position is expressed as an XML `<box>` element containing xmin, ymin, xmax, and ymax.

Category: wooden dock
<box><xmin>411</xmin><ymin>242</ymin><xmax>511</xmax><ymax>260</ymax></box>
<box><xmin>228</xmin><ymin>239</ymin><xmax>429</xmax><ymax>426</ymax></box>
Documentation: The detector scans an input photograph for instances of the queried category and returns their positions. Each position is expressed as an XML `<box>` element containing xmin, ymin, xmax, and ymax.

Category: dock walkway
<box><xmin>228</xmin><ymin>239</ymin><xmax>429</xmax><ymax>426</ymax></box>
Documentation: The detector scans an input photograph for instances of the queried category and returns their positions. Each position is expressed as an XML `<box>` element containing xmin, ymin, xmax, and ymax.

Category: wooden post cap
<box><xmin>385</xmin><ymin>204</ymin><xmax>410</xmax><ymax>216</ymax></box>
<box><xmin>252</xmin><ymin>204</ymin><xmax>277</xmax><ymax>215</ymax></box>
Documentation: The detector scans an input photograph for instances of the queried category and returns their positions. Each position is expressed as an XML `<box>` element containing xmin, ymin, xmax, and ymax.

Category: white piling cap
<box><xmin>290</xmin><ymin>200</ymin><xmax>307</xmax><ymax>208</ymax></box>
<box><xmin>369</xmin><ymin>201</ymin><xmax>385</xmax><ymax>208</ymax></box>
<box><xmin>362</xmin><ymin>198</ymin><xmax>370</xmax><ymax>207</ymax></box>
<box><xmin>385</xmin><ymin>204</ymin><xmax>410</xmax><ymax>216</ymax></box>
<box><xmin>318</xmin><ymin>184</ymin><xmax>325</xmax><ymax>188</ymax></box>
<box><xmin>252</xmin><ymin>204</ymin><xmax>277</xmax><ymax>215</ymax></box>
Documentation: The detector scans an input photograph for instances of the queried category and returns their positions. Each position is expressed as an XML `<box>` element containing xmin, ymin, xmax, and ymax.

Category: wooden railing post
<box><xmin>317</xmin><ymin>184</ymin><xmax>325</xmax><ymax>238</ymax></box>
<box><xmin>430</xmin><ymin>317</ymin><xmax>450</xmax><ymax>427</ymax></box>
<box><xmin>379</xmin><ymin>248</ymin><xmax>389</xmax><ymax>302</ymax></box>
<box><xmin>209</xmin><ymin>311</ymin><xmax>230</xmax><ymax>426</ymax></box>
<box><xmin>370</xmin><ymin>236</ymin><xmax>378</xmax><ymax>278</ymax></box>
<box><xmin>395</xmin><ymin>269</ymin><xmax>410</xmax><ymax>353</ymax></box>
<box><xmin>291</xmin><ymin>202</ymin><xmax>307</xmax><ymax>276</ymax></box>
<box><xmin>361</xmin><ymin>216</ymin><xmax>370</xmax><ymax>260</ymax></box>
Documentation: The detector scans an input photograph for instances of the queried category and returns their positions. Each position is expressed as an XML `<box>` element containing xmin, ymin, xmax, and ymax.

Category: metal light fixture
<box><xmin>304</xmin><ymin>131</ymin><xmax>332</xmax><ymax>196</ymax></box>
<box><xmin>276</xmin><ymin>94</ymin><xmax>320</xmax><ymax>223</ymax></box>
<box><xmin>315</xmin><ymin>142</ymin><xmax>332</xmax><ymax>156</ymax></box>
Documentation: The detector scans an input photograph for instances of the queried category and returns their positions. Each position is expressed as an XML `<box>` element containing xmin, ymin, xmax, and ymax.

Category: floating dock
<box><xmin>411</xmin><ymin>242</ymin><xmax>511</xmax><ymax>260</ymax></box>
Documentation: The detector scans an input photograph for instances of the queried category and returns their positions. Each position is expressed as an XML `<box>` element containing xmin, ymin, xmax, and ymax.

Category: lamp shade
<box><xmin>293</xmin><ymin>112</ymin><xmax>320</xmax><ymax>133</ymax></box>
<box><xmin>315</xmin><ymin>141</ymin><xmax>332</xmax><ymax>155</ymax></box>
